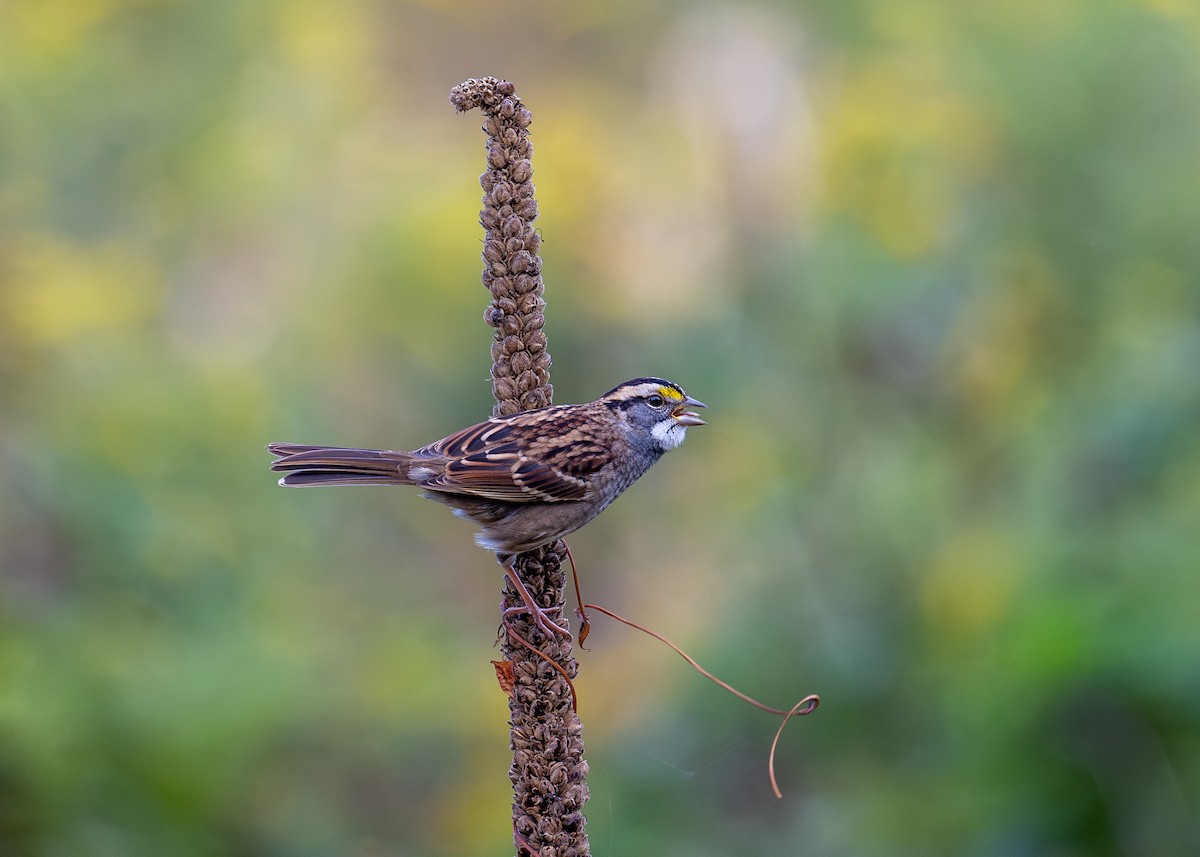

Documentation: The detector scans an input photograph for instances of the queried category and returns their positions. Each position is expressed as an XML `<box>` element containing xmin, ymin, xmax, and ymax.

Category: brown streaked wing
<box><xmin>418</xmin><ymin>407</ymin><xmax>606</xmax><ymax>503</ymax></box>
<box><xmin>424</xmin><ymin>417</ymin><xmax>516</xmax><ymax>458</ymax></box>
<box><xmin>426</xmin><ymin>452</ymin><xmax>585</xmax><ymax>502</ymax></box>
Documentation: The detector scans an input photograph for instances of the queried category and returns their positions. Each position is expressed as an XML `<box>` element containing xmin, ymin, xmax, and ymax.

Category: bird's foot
<box><xmin>502</xmin><ymin>564</ymin><xmax>571</xmax><ymax>641</ymax></box>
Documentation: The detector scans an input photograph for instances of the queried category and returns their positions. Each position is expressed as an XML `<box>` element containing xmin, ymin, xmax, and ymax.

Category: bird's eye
<box><xmin>646</xmin><ymin>394</ymin><xmax>665</xmax><ymax>408</ymax></box>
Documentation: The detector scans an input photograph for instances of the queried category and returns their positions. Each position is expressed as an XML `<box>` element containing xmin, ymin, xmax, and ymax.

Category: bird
<box><xmin>269</xmin><ymin>377</ymin><xmax>706</xmax><ymax>640</ymax></box>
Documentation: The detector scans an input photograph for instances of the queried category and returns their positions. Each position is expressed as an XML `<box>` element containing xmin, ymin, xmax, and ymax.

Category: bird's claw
<box><xmin>502</xmin><ymin>564</ymin><xmax>571</xmax><ymax>642</ymax></box>
<box><xmin>503</xmin><ymin>603</ymin><xmax>571</xmax><ymax>640</ymax></box>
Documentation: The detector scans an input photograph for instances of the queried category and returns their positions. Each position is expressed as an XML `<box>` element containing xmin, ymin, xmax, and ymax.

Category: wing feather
<box><xmin>415</xmin><ymin>406</ymin><xmax>607</xmax><ymax>503</ymax></box>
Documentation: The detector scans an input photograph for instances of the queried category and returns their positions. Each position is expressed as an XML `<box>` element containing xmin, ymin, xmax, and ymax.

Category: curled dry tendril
<box><xmin>560</xmin><ymin>542</ymin><xmax>820</xmax><ymax>796</ymax></box>
<box><xmin>578</xmin><ymin>602</ymin><xmax>819</xmax><ymax>798</ymax></box>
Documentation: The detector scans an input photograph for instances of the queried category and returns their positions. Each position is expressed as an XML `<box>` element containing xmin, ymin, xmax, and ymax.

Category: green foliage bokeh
<box><xmin>2</xmin><ymin>1</ymin><xmax>1198</xmax><ymax>855</ymax></box>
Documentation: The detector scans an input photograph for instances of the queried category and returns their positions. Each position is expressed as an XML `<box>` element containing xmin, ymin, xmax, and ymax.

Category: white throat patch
<box><xmin>651</xmin><ymin>418</ymin><xmax>687</xmax><ymax>451</ymax></box>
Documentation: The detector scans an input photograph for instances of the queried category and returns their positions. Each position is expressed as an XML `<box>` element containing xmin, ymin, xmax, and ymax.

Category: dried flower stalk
<box><xmin>450</xmin><ymin>77</ymin><xmax>590</xmax><ymax>857</ymax></box>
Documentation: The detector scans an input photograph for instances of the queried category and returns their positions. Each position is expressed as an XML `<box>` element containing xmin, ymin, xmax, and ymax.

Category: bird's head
<box><xmin>601</xmin><ymin>377</ymin><xmax>707</xmax><ymax>451</ymax></box>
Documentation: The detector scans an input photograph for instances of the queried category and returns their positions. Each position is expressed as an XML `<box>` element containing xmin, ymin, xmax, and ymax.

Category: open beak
<box><xmin>673</xmin><ymin>394</ymin><xmax>707</xmax><ymax>427</ymax></box>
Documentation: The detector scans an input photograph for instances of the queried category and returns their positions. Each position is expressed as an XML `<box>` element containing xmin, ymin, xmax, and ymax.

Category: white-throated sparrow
<box><xmin>269</xmin><ymin>377</ymin><xmax>706</xmax><ymax>638</ymax></box>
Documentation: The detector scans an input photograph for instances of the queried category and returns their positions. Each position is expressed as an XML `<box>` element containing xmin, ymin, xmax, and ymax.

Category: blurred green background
<box><xmin>2</xmin><ymin>0</ymin><xmax>1199</xmax><ymax>855</ymax></box>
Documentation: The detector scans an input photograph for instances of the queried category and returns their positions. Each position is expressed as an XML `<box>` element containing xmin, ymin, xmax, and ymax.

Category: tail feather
<box><xmin>269</xmin><ymin>443</ymin><xmax>418</xmax><ymax>487</ymax></box>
